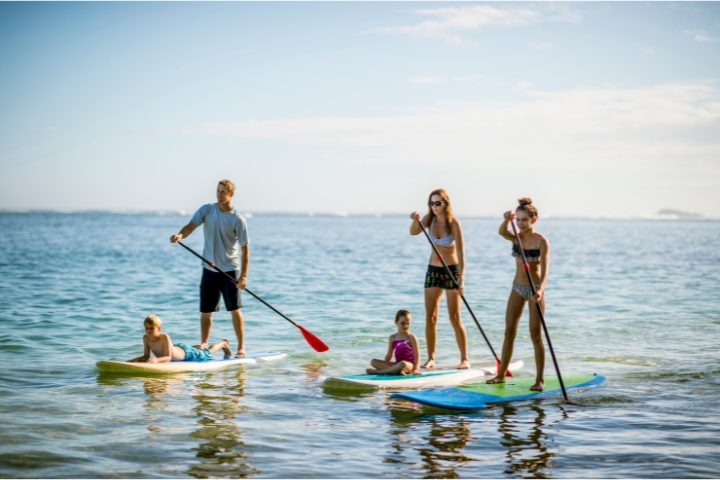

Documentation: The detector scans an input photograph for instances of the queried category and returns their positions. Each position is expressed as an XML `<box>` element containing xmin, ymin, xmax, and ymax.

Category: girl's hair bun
<box><xmin>516</xmin><ymin>197</ymin><xmax>539</xmax><ymax>218</ymax></box>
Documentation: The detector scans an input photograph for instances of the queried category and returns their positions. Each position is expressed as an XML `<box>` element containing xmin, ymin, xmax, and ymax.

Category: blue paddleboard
<box><xmin>391</xmin><ymin>373</ymin><xmax>606</xmax><ymax>410</ymax></box>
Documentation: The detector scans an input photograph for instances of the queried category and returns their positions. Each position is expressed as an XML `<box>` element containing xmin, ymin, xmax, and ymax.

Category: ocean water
<box><xmin>0</xmin><ymin>213</ymin><xmax>719</xmax><ymax>478</ymax></box>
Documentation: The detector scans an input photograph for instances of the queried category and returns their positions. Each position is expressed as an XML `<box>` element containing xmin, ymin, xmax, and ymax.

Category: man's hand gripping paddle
<box><xmin>176</xmin><ymin>240</ymin><xmax>329</xmax><ymax>353</ymax></box>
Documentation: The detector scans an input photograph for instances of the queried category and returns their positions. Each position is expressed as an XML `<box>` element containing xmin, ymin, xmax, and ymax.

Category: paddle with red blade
<box><xmin>176</xmin><ymin>240</ymin><xmax>329</xmax><ymax>353</ymax></box>
<box><xmin>508</xmin><ymin>218</ymin><xmax>571</xmax><ymax>403</ymax></box>
<box><xmin>414</xmin><ymin>214</ymin><xmax>512</xmax><ymax>377</ymax></box>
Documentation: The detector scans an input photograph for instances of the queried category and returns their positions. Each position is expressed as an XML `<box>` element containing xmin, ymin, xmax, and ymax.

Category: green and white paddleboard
<box><xmin>323</xmin><ymin>359</ymin><xmax>524</xmax><ymax>389</ymax></box>
<box><xmin>96</xmin><ymin>352</ymin><xmax>287</xmax><ymax>374</ymax></box>
<box><xmin>391</xmin><ymin>373</ymin><xmax>606</xmax><ymax>410</ymax></box>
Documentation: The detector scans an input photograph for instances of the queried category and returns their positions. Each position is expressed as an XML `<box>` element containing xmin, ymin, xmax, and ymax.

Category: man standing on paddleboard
<box><xmin>170</xmin><ymin>179</ymin><xmax>250</xmax><ymax>358</ymax></box>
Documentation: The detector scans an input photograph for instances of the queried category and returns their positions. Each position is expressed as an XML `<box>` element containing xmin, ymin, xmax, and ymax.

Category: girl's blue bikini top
<box><xmin>429</xmin><ymin>217</ymin><xmax>455</xmax><ymax>247</ymax></box>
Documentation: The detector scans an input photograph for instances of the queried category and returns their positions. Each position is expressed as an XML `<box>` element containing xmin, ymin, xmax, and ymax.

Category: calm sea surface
<box><xmin>0</xmin><ymin>213</ymin><xmax>719</xmax><ymax>478</ymax></box>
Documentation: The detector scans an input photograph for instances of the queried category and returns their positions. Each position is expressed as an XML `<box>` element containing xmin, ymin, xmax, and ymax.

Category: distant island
<box><xmin>658</xmin><ymin>209</ymin><xmax>703</xmax><ymax>219</ymax></box>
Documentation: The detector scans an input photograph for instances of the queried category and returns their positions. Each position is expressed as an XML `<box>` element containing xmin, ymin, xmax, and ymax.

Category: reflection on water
<box><xmin>417</xmin><ymin>419</ymin><xmax>474</xmax><ymax>478</ymax></box>
<box><xmin>96</xmin><ymin>370</ymin><xmax>258</xmax><ymax>477</ymax></box>
<box><xmin>299</xmin><ymin>360</ymin><xmax>327</xmax><ymax>383</ymax></box>
<box><xmin>187</xmin><ymin>369</ymin><xmax>258</xmax><ymax>479</ymax></box>
<box><xmin>387</xmin><ymin>401</ymin><xmax>476</xmax><ymax>478</ymax></box>
<box><xmin>97</xmin><ymin>373</ymin><xmax>182</xmax><ymax>412</ymax></box>
<box><xmin>385</xmin><ymin>398</ymin><xmax>569</xmax><ymax>479</ymax></box>
<box><xmin>498</xmin><ymin>404</ymin><xmax>566</xmax><ymax>478</ymax></box>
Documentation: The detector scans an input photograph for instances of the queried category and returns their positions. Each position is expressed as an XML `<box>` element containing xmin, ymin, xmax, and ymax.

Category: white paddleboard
<box><xmin>323</xmin><ymin>359</ymin><xmax>524</xmax><ymax>389</ymax></box>
<box><xmin>96</xmin><ymin>352</ymin><xmax>287</xmax><ymax>373</ymax></box>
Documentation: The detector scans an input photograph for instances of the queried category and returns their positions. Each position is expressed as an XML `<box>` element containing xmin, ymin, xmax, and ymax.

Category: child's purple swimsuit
<box><xmin>392</xmin><ymin>336</ymin><xmax>415</xmax><ymax>364</ymax></box>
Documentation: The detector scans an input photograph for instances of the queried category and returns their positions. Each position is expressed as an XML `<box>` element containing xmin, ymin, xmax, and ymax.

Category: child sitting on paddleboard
<box><xmin>366</xmin><ymin>310</ymin><xmax>421</xmax><ymax>375</ymax></box>
<box><xmin>128</xmin><ymin>315</ymin><xmax>231</xmax><ymax>363</ymax></box>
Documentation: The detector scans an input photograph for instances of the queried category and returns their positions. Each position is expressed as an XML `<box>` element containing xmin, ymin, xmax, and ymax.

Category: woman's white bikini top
<box><xmin>428</xmin><ymin>217</ymin><xmax>455</xmax><ymax>247</ymax></box>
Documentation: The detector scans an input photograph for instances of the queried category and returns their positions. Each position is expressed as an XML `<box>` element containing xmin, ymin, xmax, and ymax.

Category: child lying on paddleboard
<box><xmin>366</xmin><ymin>310</ymin><xmax>421</xmax><ymax>375</ymax></box>
<box><xmin>128</xmin><ymin>315</ymin><xmax>231</xmax><ymax>363</ymax></box>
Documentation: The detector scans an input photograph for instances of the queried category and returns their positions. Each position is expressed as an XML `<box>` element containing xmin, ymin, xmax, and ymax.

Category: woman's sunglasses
<box><xmin>428</xmin><ymin>201</ymin><xmax>446</xmax><ymax>207</ymax></box>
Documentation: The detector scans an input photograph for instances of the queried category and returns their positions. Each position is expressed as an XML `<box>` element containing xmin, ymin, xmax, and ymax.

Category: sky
<box><xmin>1</xmin><ymin>1</ymin><xmax>719</xmax><ymax>218</ymax></box>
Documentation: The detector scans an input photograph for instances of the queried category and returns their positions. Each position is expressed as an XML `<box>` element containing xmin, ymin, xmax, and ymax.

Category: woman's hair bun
<box><xmin>518</xmin><ymin>197</ymin><xmax>533</xmax><ymax>206</ymax></box>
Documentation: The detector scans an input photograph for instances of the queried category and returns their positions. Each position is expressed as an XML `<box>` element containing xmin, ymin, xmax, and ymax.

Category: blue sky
<box><xmin>1</xmin><ymin>2</ymin><xmax>719</xmax><ymax>217</ymax></box>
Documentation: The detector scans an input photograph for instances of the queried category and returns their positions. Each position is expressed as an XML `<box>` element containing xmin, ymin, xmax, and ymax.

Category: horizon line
<box><xmin>0</xmin><ymin>208</ymin><xmax>714</xmax><ymax>221</ymax></box>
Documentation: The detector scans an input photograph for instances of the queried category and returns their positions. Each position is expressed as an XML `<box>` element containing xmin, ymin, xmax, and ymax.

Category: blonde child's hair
<box><xmin>144</xmin><ymin>315</ymin><xmax>162</xmax><ymax>328</ymax></box>
<box><xmin>395</xmin><ymin>310</ymin><xmax>411</xmax><ymax>322</ymax></box>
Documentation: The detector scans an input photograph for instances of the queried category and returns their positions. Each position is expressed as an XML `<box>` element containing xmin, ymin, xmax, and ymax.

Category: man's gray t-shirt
<box><xmin>190</xmin><ymin>203</ymin><xmax>249</xmax><ymax>272</ymax></box>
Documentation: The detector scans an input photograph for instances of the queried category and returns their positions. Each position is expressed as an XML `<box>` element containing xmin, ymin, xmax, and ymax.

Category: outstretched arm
<box><xmin>170</xmin><ymin>222</ymin><xmax>197</xmax><ymax>243</ymax></box>
<box><xmin>453</xmin><ymin>220</ymin><xmax>466</xmax><ymax>295</ymax></box>
<box><xmin>409</xmin><ymin>334</ymin><xmax>421</xmax><ymax>374</ymax></box>
<box><xmin>383</xmin><ymin>336</ymin><xmax>394</xmax><ymax>363</ymax></box>
<box><xmin>128</xmin><ymin>336</ymin><xmax>151</xmax><ymax>362</ymax></box>
<box><xmin>237</xmin><ymin>245</ymin><xmax>249</xmax><ymax>290</ymax></box>
<box><xmin>409</xmin><ymin>213</ymin><xmax>428</xmax><ymax>235</ymax></box>
<box><xmin>498</xmin><ymin>211</ymin><xmax>516</xmax><ymax>241</ymax></box>
<box><xmin>532</xmin><ymin>238</ymin><xmax>551</xmax><ymax>303</ymax></box>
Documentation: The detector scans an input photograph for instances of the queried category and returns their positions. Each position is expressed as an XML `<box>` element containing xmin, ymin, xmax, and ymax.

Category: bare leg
<box><xmin>207</xmin><ymin>339</ymin><xmax>232</xmax><ymax>359</ymax></box>
<box><xmin>368</xmin><ymin>361</ymin><xmax>413</xmax><ymax>376</ymax></box>
<box><xmin>423</xmin><ymin>287</ymin><xmax>443</xmax><ymax>369</ymax></box>
<box><xmin>200</xmin><ymin>312</ymin><xmax>213</xmax><ymax>349</ymax></box>
<box><xmin>367</xmin><ymin>358</ymin><xmax>395</xmax><ymax>374</ymax></box>
<box><xmin>230</xmin><ymin>309</ymin><xmax>245</xmax><ymax>357</ymax></box>
<box><xmin>446</xmin><ymin>289</ymin><xmax>469</xmax><ymax>369</ymax></box>
<box><xmin>529</xmin><ymin>297</ymin><xmax>546</xmax><ymax>391</ymax></box>
<box><xmin>487</xmin><ymin>290</ymin><xmax>526</xmax><ymax>384</ymax></box>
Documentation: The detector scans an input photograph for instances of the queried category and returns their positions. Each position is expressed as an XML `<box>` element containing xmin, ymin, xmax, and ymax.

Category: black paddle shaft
<box><xmin>176</xmin><ymin>240</ymin><xmax>299</xmax><ymax>327</ymax></box>
<box><xmin>509</xmin><ymin>219</ymin><xmax>570</xmax><ymax>402</ymax></box>
<box><xmin>415</xmin><ymin>216</ymin><xmax>500</xmax><ymax>361</ymax></box>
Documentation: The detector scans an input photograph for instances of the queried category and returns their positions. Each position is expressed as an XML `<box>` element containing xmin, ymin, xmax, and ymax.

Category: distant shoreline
<box><xmin>0</xmin><ymin>209</ymin><xmax>716</xmax><ymax>221</ymax></box>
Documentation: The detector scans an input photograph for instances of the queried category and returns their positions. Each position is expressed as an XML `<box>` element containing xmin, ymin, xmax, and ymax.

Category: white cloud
<box><xmin>409</xmin><ymin>76</ymin><xmax>446</xmax><ymax>84</ymax></box>
<box><xmin>683</xmin><ymin>29</ymin><xmax>720</xmax><ymax>43</ymax></box>
<box><xmin>171</xmin><ymin>82</ymin><xmax>720</xmax><ymax>175</ymax></box>
<box><xmin>163</xmin><ymin>82</ymin><xmax>720</xmax><ymax>217</ymax></box>
<box><xmin>365</xmin><ymin>4</ymin><xmax>581</xmax><ymax>45</ymax></box>
<box><xmin>409</xmin><ymin>75</ymin><xmax>483</xmax><ymax>84</ymax></box>
<box><xmin>455</xmin><ymin>75</ymin><xmax>484</xmax><ymax>82</ymax></box>
<box><xmin>532</xmin><ymin>42</ymin><xmax>556</xmax><ymax>51</ymax></box>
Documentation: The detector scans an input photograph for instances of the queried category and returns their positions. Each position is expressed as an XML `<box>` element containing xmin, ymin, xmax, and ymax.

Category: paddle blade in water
<box><xmin>298</xmin><ymin>324</ymin><xmax>329</xmax><ymax>352</ymax></box>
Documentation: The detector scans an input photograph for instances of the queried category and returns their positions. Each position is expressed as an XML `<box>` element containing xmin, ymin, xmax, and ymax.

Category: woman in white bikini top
<box><xmin>409</xmin><ymin>188</ymin><xmax>469</xmax><ymax>370</ymax></box>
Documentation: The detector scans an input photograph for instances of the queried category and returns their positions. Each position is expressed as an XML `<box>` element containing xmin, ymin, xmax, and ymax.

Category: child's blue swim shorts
<box><xmin>174</xmin><ymin>343</ymin><xmax>213</xmax><ymax>362</ymax></box>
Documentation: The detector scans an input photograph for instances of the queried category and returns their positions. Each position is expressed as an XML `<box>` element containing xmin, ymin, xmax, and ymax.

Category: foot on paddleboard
<box><xmin>530</xmin><ymin>380</ymin><xmax>545</xmax><ymax>391</ymax></box>
<box><xmin>366</xmin><ymin>368</ymin><xmax>379</xmax><ymax>374</ymax></box>
<box><xmin>221</xmin><ymin>339</ymin><xmax>232</xmax><ymax>359</ymax></box>
<box><xmin>486</xmin><ymin>376</ymin><xmax>505</xmax><ymax>385</ymax></box>
<box><xmin>235</xmin><ymin>350</ymin><xmax>246</xmax><ymax>358</ymax></box>
<box><xmin>457</xmin><ymin>360</ymin><xmax>470</xmax><ymax>370</ymax></box>
<box><xmin>421</xmin><ymin>359</ymin><xmax>436</xmax><ymax>369</ymax></box>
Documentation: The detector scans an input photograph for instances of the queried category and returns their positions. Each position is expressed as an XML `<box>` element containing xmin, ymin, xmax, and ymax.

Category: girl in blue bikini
<box><xmin>487</xmin><ymin>198</ymin><xmax>550</xmax><ymax>391</ymax></box>
<box><xmin>367</xmin><ymin>310</ymin><xmax>421</xmax><ymax>375</ymax></box>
